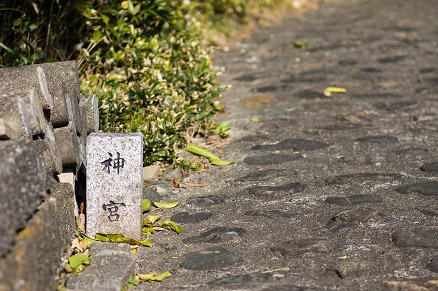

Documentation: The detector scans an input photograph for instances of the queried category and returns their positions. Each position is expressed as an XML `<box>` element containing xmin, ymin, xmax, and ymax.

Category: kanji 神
<box><xmin>101</xmin><ymin>152</ymin><xmax>125</xmax><ymax>174</ymax></box>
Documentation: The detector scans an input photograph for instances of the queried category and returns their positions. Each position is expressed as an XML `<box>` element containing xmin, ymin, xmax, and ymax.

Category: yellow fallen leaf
<box><xmin>324</xmin><ymin>86</ymin><xmax>347</xmax><ymax>97</ymax></box>
<box><xmin>338</xmin><ymin>255</ymin><xmax>349</xmax><ymax>260</ymax></box>
<box><xmin>251</xmin><ymin>117</ymin><xmax>261</xmax><ymax>123</ymax></box>
<box><xmin>153</xmin><ymin>201</ymin><xmax>179</xmax><ymax>209</ymax></box>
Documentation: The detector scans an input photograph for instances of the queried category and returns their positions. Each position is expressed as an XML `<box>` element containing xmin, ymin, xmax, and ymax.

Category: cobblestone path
<box><xmin>136</xmin><ymin>0</ymin><xmax>438</xmax><ymax>290</ymax></box>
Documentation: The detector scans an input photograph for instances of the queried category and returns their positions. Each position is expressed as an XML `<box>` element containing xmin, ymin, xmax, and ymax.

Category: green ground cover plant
<box><xmin>0</xmin><ymin>0</ymin><xmax>299</xmax><ymax>165</ymax></box>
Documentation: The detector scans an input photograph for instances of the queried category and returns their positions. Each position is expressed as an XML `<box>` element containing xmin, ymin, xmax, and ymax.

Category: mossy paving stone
<box><xmin>325</xmin><ymin>194</ymin><xmax>382</xmax><ymax>206</ymax></box>
<box><xmin>378</xmin><ymin>55</ymin><xmax>408</xmax><ymax>63</ymax></box>
<box><xmin>420</xmin><ymin>162</ymin><xmax>438</xmax><ymax>173</ymax></box>
<box><xmin>246</xmin><ymin>182</ymin><xmax>306</xmax><ymax>196</ymax></box>
<box><xmin>392</xmin><ymin>229</ymin><xmax>438</xmax><ymax>248</ymax></box>
<box><xmin>395</xmin><ymin>181</ymin><xmax>438</xmax><ymax>197</ymax></box>
<box><xmin>294</xmin><ymin>89</ymin><xmax>327</xmax><ymax>99</ymax></box>
<box><xmin>179</xmin><ymin>246</ymin><xmax>242</xmax><ymax>270</ymax></box>
<box><xmin>207</xmin><ymin>272</ymin><xmax>272</xmax><ymax>286</ymax></box>
<box><xmin>271</xmin><ymin>238</ymin><xmax>331</xmax><ymax>257</ymax></box>
<box><xmin>245</xmin><ymin>209</ymin><xmax>296</xmax><ymax>219</ymax></box>
<box><xmin>428</xmin><ymin>256</ymin><xmax>438</xmax><ymax>273</ymax></box>
<box><xmin>261</xmin><ymin>286</ymin><xmax>320</xmax><ymax>291</ymax></box>
<box><xmin>326</xmin><ymin>209</ymin><xmax>384</xmax><ymax>232</ymax></box>
<box><xmin>360</xmin><ymin>67</ymin><xmax>383</xmax><ymax>73</ymax></box>
<box><xmin>393</xmin><ymin>147</ymin><xmax>429</xmax><ymax>155</ymax></box>
<box><xmin>244</xmin><ymin>153</ymin><xmax>302</xmax><ymax>165</ymax></box>
<box><xmin>355</xmin><ymin>135</ymin><xmax>398</xmax><ymax>144</ymax></box>
<box><xmin>351</xmin><ymin>92</ymin><xmax>403</xmax><ymax>99</ymax></box>
<box><xmin>325</xmin><ymin>173</ymin><xmax>403</xmax><ymax>185</ymax></box>
<box><xmin>241</xmin><ymin>95</ymin><xmax>274</xmax><ymax>108</ymax></box>
<box><xmin>251</xmin><ymin>138</ymin><xmax>329</xmax><ymax>151</ymax></box>
<box><xmin>182</xmin><ymin>227</ymin><xmax>246</xmax><ymax>244</ymax></box>
<box><xmin>254</xmin><ymin>84</ymin><xmax>288</xmax><ymax>93</ymax></box>
<box><xmin>333</xmin><ymin>261</ymin><xmax>375</xmax><ymax>279</ymax></box>
<box><xmin>417</xmin><ymin>205</ymin><xmax>438</xmax><ymax>216</ymax></box>
<box><xmin>187</xmin><ymin>194</ymin><xmax>226</xmax><ymax>206</ymax></box>
<box><xmin>170</xmin><ymin>212</ymin><xmax>212</xmax><ymax>224</ymax></box>
<box><xmin>237</xmin><ymin>169</ymin><xmax>297</xmax><ymax>182</ymax></box>
<box><xmin>374</xmin><ymin>101</ymin><xmax>417</xmax><ymax>112</ymax></box>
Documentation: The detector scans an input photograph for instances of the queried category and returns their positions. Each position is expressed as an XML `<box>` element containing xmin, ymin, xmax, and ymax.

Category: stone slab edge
<box><xmin>66</xmin><ymin>242</ymin><xmax>136</xmax><ymax>291</ymax></box>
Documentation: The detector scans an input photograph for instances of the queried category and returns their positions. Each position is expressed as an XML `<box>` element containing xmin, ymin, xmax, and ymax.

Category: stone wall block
<box><xmin>0</xmin><ymin>65</ymin><xmax>53</xmax><ymax>111</ymax></box>
<box><xmin>43</xmin><ymin>118</ymin><xmax>64</xmax><ymax>173</ymax></box>
<box><xmin>48</xmin><ymin>79</ymin><xmax>69</xmax><ymax>127</ymax></box>
<box><xmin>0</xmin><ymin>182</ymin><xmax>76</xmax><ymax>291</ymax></box>
<box><xmin>79</xmin><ymin>94</ymin><xmax>99</xmax><ymax>134</ymax></box>
<box><xmin>34</xmin><ymin>139</ymin><xmax>63</xmax><ymax>175</ymax></box>
<box><xmin>54</xmin><ymin>125</ymin><xmax>80</xmax><ymax>166</ymax></box>
<box><xmin>40</xmin><ymin>61</ymin><xmax>81</xmax><ymax>101</ymax></box>
<box><xmin>0</xmin><ymin>118</ymin><xmax>15</xmax><ymax>140</ymax></box>
<box><xmin>65</xmin><ymin>93</ymin><xmax>82</xmax><ymax>136</ymax></box>
<box><xmin>0</xmin><ymin>95</ymin><xmax>32</xmax><ymax>139</ymax></box>
<box><xmin>1</xmin><ymin>88</ymin><xmax>47</xmax><ymax>137</ymax></box>
<box><xmin>0</xmin><ymin>140</ymin><xmax>47</xmax><ymax>258</ymax></box>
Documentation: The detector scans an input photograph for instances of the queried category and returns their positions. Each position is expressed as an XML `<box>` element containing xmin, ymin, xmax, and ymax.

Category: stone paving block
<box><xmin>0</xmin><ymin>182</ymin><xmax>76</xmax><ymax>291</ymax></box>
<box><xmin>0</xmin><ymin>140</ymin><xmax>47</xmax><ymax>258</ymax></box>
<box><xmin>86</xmin><ymin>133</ymin><xmax>143</xmax><ymax>239</ymax></box>
<box><xmin>0</xmin><ymin>65</ymin><xmax>52</xmax><ymax>110</ymax></box>
<box><xmin>66</xmin><ymin>243</ymin><xmax>136</xmax><ymax>291</ymax></box>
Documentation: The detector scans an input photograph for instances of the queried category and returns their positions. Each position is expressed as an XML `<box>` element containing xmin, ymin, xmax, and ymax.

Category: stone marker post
<box><xmin>86</xmin><ymin>133</ymin><xmax>143</xmax><ymax>239</ymax></box>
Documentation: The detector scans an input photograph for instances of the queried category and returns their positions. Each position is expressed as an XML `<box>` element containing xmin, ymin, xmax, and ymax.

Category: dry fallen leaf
<box><xmin>171</xmin><ymin>179</ymin><xmax>180</xmax><ymax>188</ymax></box>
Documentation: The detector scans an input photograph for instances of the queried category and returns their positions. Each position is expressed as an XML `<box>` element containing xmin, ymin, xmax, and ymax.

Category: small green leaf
<box><xmin>251</xmin><ymin>117</ymin><xmax>260</xmax><ymax>123</ymax></box>
<box><xmin>142</xmin><ymin>199</ymin><xmax>152</xmax><ymax>212</ymax></box>
<box><xmin>153</xmin><ymin>201</ymin><xmax>179</xmax><ymax>209</ymax></box>
<box><xmin>68</xmin><ymin>254</ymin><xmax>90</xmax><ymax>269</ymax></box>
<box><xmin>152</xmin><ymin>271</ymin><xmax>172</xmax><ymax>281</ymax></box>
<box><xmin>92</xmin><ymin>30</ymin><xmax>102</xmax><ymax>43</ymax></box>
<box><xmin>94</xmin><ymin>233</ymin><xmax>152</xmax><ymax>247</ymax></box>
<box><xmin>100</xmin><ymin>13</ymin><xmax>109</xmax><ymax>25</ymax></box>
<box><xmin>210</xmin><ymin>158</ymin><xmax>234</xmax><ymax>166</ymax></box>
<box><xmin>185</xmin><ymin>144</ymin><xmax>219</xmax><ymax>160</ymax></box>
<box><xmin>291</xmin><ymin>41</ymin><xmax>310</xmax><ymax>48</ymax></box>
<box><xmin>156</xmin><ymin>221</ymin><xmax>183</xmax><ymax>234</ymax></box>
<box><xmin>185</xmin><ymin>144</ymin><xmax>234</xmax><ymax>166</ymax></box>
<box><xmin>142</xmin><ymin>227</ymin><xmax>155</xmax><ymax>234</ymax></box>
<box><xmin>128</xmin><ymin>274</ymin><xmax>140</xmax><ymax>287</ymax></box>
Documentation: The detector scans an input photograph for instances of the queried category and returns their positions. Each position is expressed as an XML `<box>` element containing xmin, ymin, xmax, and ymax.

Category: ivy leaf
<box><xmin>153</xmin><ymin>201</ymin><xmax>179</xmax><ymax>209</ymax></box>
<box><xmin>156</xmin><ymin>221</ymin><xmax>183</xmax><ymax>234</ymax></box>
